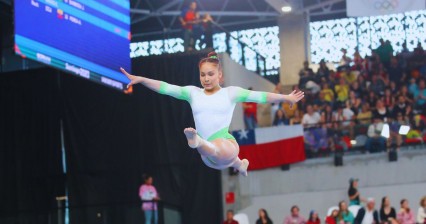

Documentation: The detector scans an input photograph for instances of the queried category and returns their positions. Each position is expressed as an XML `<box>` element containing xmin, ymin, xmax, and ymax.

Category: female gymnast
<box><xmin>120</xmin><ymin>52</ymin><xmax>304</xmax><ymax>176</ymax></box>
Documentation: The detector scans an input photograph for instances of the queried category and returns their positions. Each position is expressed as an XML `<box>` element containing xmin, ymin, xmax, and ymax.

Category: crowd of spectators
<box><xmin>223</xmin><ymin>179</ymin><xmax>426</xmax><ymax>224</ymax></box>
<box><xmin>262</xmin><ymin>39</ymin><xmax>426</xmax><ymax>156</ymax></box>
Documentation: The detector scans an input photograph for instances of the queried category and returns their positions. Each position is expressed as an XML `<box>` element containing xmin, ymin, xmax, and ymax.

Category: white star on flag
<box><xmin>238</xmin><ymin>129</ymin><xmax>249</xmax><ymax>140</ymax></box>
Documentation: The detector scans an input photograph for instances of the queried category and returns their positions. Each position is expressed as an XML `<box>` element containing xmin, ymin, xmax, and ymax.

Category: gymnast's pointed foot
<box><xmin>239</xmin><ymin>159</ymin><xmax>249</xmax><ymax>177</ymax></box>
<box><xmin>184</xmin><ymin>127</ymin><xmax>200</xmax><ymax>148</ymax></box>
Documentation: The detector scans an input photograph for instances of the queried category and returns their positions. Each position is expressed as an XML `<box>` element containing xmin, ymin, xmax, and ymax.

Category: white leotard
<box><xmin>159</xmin><ymin>82</ymin><xmax>267</xmax><ymax>140</ymax></box>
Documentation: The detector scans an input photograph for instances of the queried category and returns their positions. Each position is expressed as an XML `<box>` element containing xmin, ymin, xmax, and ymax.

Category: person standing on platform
<box><xmin>139</xmin><ymin>174</ymin><xmax>160</xmax><ymax>224</ymax></box>
<box><xmin>348</xmin><ymin>178</ymin><xmax>362</xmax><ymax>206</ymax></box>
<box><xmin>179</xmin><ymin>2</ymin><xmax>198</xmax><ymax>51</ymax></box>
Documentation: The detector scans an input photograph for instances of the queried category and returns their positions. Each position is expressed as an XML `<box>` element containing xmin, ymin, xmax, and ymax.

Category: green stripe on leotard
<box><xmin>158</xmin><ymin>82</ymin><xmax>191</xmax><ymax>102</ymax></box>
<box><xmin>235</xmin><ymin>88</ymin><xmax>251</xmax><ymax>102</ymax></box>
<box><xmin>206</xmin><ymin>127</ymin><xmax>236</xmax><ymax>142</ymax></box>
<box><xmin>234</xmin><ymin>88</ymin><xmax>268</xmax><ymax>104</ymax></box>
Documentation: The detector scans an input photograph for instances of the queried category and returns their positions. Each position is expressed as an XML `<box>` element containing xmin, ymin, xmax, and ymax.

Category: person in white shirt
<box><xmin>354</xmin><ymin>197</ymin><xmax>379</xmax><ymax>224</ymax></box>
<box><xmin>417</xmin><ymin>196</ymin><xmax>426</xmax><ymax>224</ymax></box>
<box><xmin>365</xmin><ymin>117</ymin><xmax>387</xmax><ymax>153</ymax></box>
<box><xmin>302</xmin><ymin>105</ymin><xmax>321</xmax><ymax>128</ymax></box>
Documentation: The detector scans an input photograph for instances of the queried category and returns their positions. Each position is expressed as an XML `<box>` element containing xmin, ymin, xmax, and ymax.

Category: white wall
<box><xmin>220</xmin><ymin>53</ymin><xmax>276</xmax><ymax>130</ymax></box>
<box><xmin>222</xmin><ymin>149</ymin><xmax>426</xmax><ymax>222</ymax></box>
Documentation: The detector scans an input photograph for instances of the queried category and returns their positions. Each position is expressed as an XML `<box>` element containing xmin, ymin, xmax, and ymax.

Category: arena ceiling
<box><xmin>0</xmin><ymin>0</ymin><xmax>347</xmax><ymax>41</ymax></box>
<box><xmin>130</xmin><ymin>0</ymin><xmax>347</xmax><ymax>41</ymax></box>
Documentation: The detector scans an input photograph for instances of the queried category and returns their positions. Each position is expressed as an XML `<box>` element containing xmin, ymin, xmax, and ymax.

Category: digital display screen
<box><xmin>14</xmin><ymin>0</ymin><xmax>131</xmax><ymax>91</ymax></box>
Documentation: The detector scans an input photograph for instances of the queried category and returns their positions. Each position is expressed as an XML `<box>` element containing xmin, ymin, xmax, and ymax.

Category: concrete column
<box><xmin>278</xmin><ymin>13</ymin><xmax>310</xmax><ymax>86</ymax></box>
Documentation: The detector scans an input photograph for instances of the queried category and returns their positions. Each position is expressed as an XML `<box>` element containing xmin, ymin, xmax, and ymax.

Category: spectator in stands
<box><xmin>354</xmin><ymin>197</ymin><xmax>379</xmax><ymax>224</ymax></box>
<box><xmin>417</xmin><ymin>196</ymin><xmax>426</xmax><ymax>224</ymax></box>
<box><xmin>290</xmin><ymin>109</ymin><xmax>303</xmax><ymax>125</ymax></box>
<box><xmin>397</xmin><ymin>199</ymin><xmax>416</xmax><ymax>224</ymax></box>
<box><xmin>179</xmin><ymin>2</ymin><xmax>198</xmax><ymax>51</ymax></box>
<box><xmin>356</xmin><ymin>75</ymin><xmax>368</xmax><ymax>97</ymax></box>
<box><xmin>316</xmin><ymin>59</ymin><xmax>330</xmax><ymax>81</ymax></box>
<box><xmin>375</xmin><ymin>39</ymin><xmax>394</xmax><ymax>70</ymax></box>
<box><xmin>307</xmin><ymin>210</ymin><xmax>321</xmax><ymax>224</ymax></box>
<box><xmin>321</xmin><ymin>103</ymin><xmax>333</xmax><ymax>126</ymax></box>
<box><xmin>299</xmin><ymin>61</ymin><xmax>315</xmax><ymax>89</ymax></box>
<box><xmin>284</xmin><ymin>205</ymin><xmax>306</xmax><ymax>224</ymax></box>
<box><xmin>342</xmin><ymin>101</ymin><xmax>355</xmax><ymax>139</ymax></box>
<box><xmin>347</xmin><ymin>90</ymin><xmax>361</xmax><ymax>115</ymax></box>
<box><xmin>350</xmin><ymin>81</ymin><xmax>363</xmax><ymax>99</ymax></box>
<box><xmin>139</xmin><ymin>174</ymin><xmax>160</xmax><ymax>224</ymax></box>
<box><xmin>337</xmin><ymin>201</ymin><xmax>355</xmax><ymax>224</ymax></box>
<box><xmin>398</xmin><ymin>85</ymin><xmax>414</xmax><ymax>105</ymax></box>
<box><xmin>366</xmin><ymin>90</ymin><xmax>378</xmax><ymax>109</ymax></box>
<box><xmin>339</xmin><ymin>48</ymin><xmax>352</xmax><ymax>69</ymax></box>
<box><xmin>389</xmin><ymin>81</ymin><xmax>398</xmax><ymax>95</ymax></box>
<box><xmin>242</xmin><ymin>87</ymin><xmax>257</xmax><ymax>129</ymax></box>
<box><xmin>325</xmin><ymin>209</ymin><xmax>339</xmax><ymax>224</ymax></box>
<box><xmin>256</xmin><ymin>208</ymin><xmax>273</xmax><ymax>224</ymax></box>
<box><xmin>408</xmin><ymin>78</ymin><xmax>418</xmax><ymax>96</ymax></box>
<box><xmin>392</xmin><ymin>95</ymin><xmax>409</xmax><ymax>119</ymax></box>
<box><xmin>388</xmin><ymin>57</ymin><xmax>405</xmax><ymax>86</ymax></box>
<box><xmin>365</xmin><ymin>117</ymin><xmax>387</xmax><ymax>152</ymax></box>
<box><xmin>273</xmin><ymin>109</ymin><xmax>288</xmax><ymax>126</ymax></box>
<box><xmin>314</xmin><ymin>91</ymin><xmax>328</xmax><ymax>112</ymax></box>
<box><xmin>369</xmin><ymin>74</ymin><xmax>386</xmax><ymax>96</ymax></box>
<box><xmin>372</xmin><ymin>100</ymin><xmax>391</xmax><ymax>122</ymax></box>
<box><xmin>357</xmin><ymin>103</ymin><xmax>372</xmax><ymax>125</ymax></box>
<box><xmin>389</xmin><ymin>113</ymin><xmax>407</xmax><ymax>150</ymax></box>
<box><xmin>348</xmin><ymin>178</ymin><xmax>361</xmax><ymax>206</ymax></box>
<box><xmin>335</xmin><ymin>78</ymin><xmax>349</xmax><ymax>102</ymax></box>
<box><xmin>302</xmin><ymin>105</ymin><xmax>321</xmax><ymax>128</ymax></box>
<box><xmin>413</xmin><ymin>79</ymin><xmax>426</xmax><ymax>112</ymax></box>
<box><xmin>380</xmin><ymin>196</ymin><xmax>397</xmax><ymax>224</ymax></box>
<box><xmin>321</xmin><ymin>82</ymin><xmax>335</xmax><ymax>104</ymax></box>
<box><xmin>382</xmin><ymin>88</ymin><xmax>395</xmax><ymax>112</ymax></box>
<box><xmin>223</xmin><ymin>210</ymin><xmax>239</xmax><ymax>224</ymax></box>
<box><xmin>282</xmin><ymin>102</ymin><xmax>298</xmax><ymax>121</ymax></box>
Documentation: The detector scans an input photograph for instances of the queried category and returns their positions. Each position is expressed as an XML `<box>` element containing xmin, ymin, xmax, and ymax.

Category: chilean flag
<box><xmin>232</xmin><ymin>125</ymin><xmax>306</xmax><ymax>170</ymax></box>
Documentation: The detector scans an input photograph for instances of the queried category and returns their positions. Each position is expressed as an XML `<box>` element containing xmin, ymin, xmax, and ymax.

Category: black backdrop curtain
<box><xmin>0</xmin><ymin>52</ymin><xmax>222</xmax><ymax>224</ymax></box>
<box><xmin>0</xmin><ymin>68</ymin><xmax>64</xmax><ymax>223</ymax></box>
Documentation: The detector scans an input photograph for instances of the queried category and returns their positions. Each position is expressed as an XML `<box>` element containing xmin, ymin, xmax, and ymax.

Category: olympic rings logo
<box><xmin>374</xmin><ymin>0</ymin><xmax>399</xmax><ymax>10</ymax></box>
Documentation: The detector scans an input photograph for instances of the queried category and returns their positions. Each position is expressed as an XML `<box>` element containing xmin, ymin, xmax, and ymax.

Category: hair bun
<box><xmin>207</xmin><ymin>51</ymin><xmax>218</xmax><ymax>58</ymax></box>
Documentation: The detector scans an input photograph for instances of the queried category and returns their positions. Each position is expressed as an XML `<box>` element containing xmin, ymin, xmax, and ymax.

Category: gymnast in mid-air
<box><xmin>120</xmin><ymin>52</ymin><xmax>304</xmax><ymax>176</ymax></box>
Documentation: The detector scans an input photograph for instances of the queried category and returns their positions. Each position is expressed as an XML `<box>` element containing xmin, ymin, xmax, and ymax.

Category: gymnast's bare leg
<box><xmin>184</xmin><ymin>127</ymin><xmax>249</xmax><ymax>176</ymax></box>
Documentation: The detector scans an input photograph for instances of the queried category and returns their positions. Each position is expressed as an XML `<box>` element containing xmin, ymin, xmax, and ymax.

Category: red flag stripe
<box><xmin>238</xmin><ymin>136</ymin><xmax>305</xmax><ymax>171</ymax></box>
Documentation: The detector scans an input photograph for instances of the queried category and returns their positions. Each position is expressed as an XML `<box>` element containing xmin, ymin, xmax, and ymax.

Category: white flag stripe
<box><xmin>347</xmin><ymin>0</ymin><xmax>425</xmax><ymax>17</ymax></box>
<box><xmin>254</xmin><ymin>125</ymin><xmax>303</xmax><ymax>144</ymax></box>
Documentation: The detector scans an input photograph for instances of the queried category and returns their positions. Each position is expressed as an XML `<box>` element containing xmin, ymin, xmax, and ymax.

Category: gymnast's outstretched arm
<box><xmin>120</xmin><ymin>67</ymin><xmax>192</xmax><ymax>101</ymax></box>
<box><xmin>229</xmin><ymin>86</ymin><xmax>304</xmax><ymax>105</ymax></box>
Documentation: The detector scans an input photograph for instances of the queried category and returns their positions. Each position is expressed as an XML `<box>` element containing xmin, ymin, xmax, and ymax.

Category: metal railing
<box><xmin>210</xmin><ymin>21</ymin><xmax>268</xmax><ymax>77</ymax></box>
<box><xmin>297</xmin><ymin>117</ymin><xmax>425</xmax><ymax>158</ymax></box>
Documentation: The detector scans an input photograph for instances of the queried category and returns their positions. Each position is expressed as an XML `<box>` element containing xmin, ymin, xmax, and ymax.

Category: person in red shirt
<box><xmin>223</xmin><ymin>210</ymin><xmax>239</xmax><ymax>224</ymax></box>
<box><xmin>179</xmin><ymin>2</ymin><xmax>199</xmax><ymax>51</ymax></box>
<box><xmin>307</xmin><ymin>210</ymin><xmax>321</xmax><ymax>224</ymax></box>
<box><xmin>242</xmin><ymin>87</ymin><xmax>258</xmax><ymax>129</ymax></box>
<box><xmin>325</xmin><ymin>209</ymin><xmax>338</xmax><ymax>224</ymax></box>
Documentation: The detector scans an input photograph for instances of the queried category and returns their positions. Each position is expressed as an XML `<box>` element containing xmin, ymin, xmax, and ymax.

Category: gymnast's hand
<box><xmin>286</xmin><ymin>90</ymin><xmax>304</xmax><ymax>107</ymax></box>
<box><xmin>120</xmin><ymin>67</ymin><xmax>144</xmax><ymax>89</ymax></box>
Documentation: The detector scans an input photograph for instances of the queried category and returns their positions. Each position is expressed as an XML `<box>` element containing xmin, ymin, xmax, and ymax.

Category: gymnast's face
<box><xmin>199</xmin><ymin>62</ymin><xmax>222</xmax><ymax>91</ymax></box>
